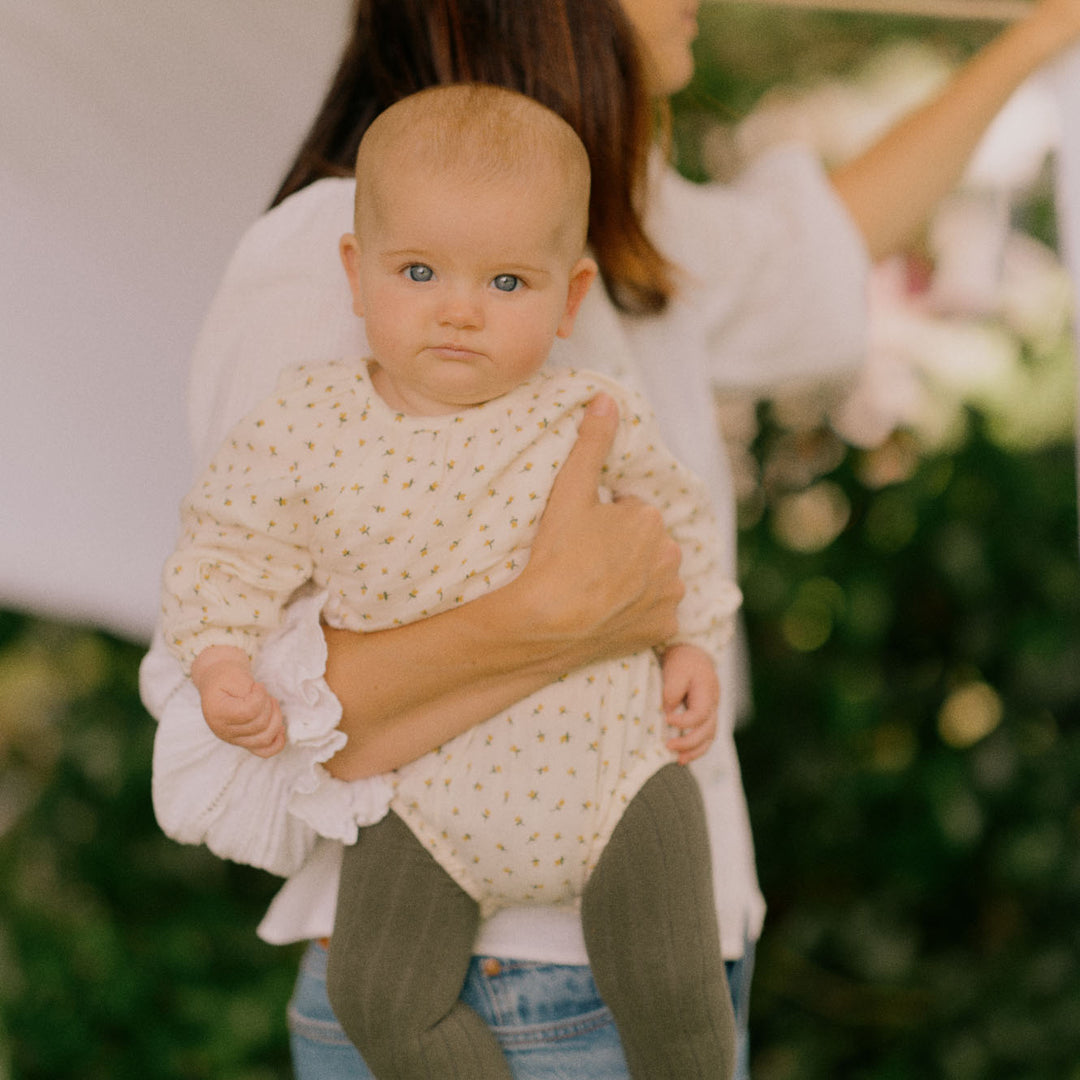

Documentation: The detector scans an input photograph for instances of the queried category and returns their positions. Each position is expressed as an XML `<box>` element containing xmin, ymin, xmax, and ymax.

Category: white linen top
<box><xmin>141</xmin><ymin>148</ymin><xmax>869</xmax><ymax>961</ymax></box>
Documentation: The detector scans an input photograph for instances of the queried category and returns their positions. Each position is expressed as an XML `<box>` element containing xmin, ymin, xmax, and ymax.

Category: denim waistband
<box><xmin>460</xmin><ymin>956</ymin><xmax>614</xmax><ymax>1046</ymax></box>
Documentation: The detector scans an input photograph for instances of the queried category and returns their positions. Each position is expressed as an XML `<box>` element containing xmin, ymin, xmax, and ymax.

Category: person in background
<box><xmin>140</xmin><ymin>1</ymin><xmax>1080</xmax><ymax>1077</ymax></box>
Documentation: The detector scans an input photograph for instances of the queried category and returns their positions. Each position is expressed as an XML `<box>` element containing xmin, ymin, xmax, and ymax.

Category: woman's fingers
<box><xmin>521</xmin><ymin>394</ymin><xmax>685</xmax><ymax>662</ymax></box>
<box><xmin>542</xmin><ymin>393</ymin><xmax>618</xmax><ymax>517</ymax></box>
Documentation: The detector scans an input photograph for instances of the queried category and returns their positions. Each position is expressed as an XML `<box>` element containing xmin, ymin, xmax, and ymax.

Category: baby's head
<box><xmin>340</xmin><ymin>84</ymin><xmax>597</xmax><ymax>416</ymax></box>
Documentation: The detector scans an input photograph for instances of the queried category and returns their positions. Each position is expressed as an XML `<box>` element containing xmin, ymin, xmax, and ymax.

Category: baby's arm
<box><xmin>161</xmin><ymin>367</ymin><xmax>332</xmax><ymax>752</ymax></box>
<box><xmin>659</xmin><ymin>642</ymin><xmax>719</xmax><ymax>766</ymax></box>
<box><xmin>600</xmin><ymin>379</ymin><xmax>742</xmax><ymax>756</ymax></box>
<box><xmin>190</xmin><ymin>645</ymin><xmax>286</xmax><ymax>758</ymax></box>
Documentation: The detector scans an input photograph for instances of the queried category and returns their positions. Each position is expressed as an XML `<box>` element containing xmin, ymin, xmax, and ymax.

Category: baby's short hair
<box><xmin>354</xmin><ymin>83</ymin><xmax>591</xmax><ymax>253</ymax></box>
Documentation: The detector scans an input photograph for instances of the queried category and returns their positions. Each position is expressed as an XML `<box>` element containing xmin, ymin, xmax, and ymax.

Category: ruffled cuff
<box><xmin>145</xmin><ymin>585</ymin><xmax>391</xmax><ymax>877</ymax></box>
<box><xmin>253</xmin><ymin>586</ymin><xmax>393</xmax><ymax>845</ymax></box>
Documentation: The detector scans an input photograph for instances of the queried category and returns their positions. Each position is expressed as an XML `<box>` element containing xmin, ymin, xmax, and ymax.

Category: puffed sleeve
<box><xmin>143</xmin><ymin>587</ymin><xmax>391</xmax><ymax>876</ymax></box>
<box><xmin>648</xmin><ymin>147</ymin><xmax>871</xmax><ymax>393</ymax></box>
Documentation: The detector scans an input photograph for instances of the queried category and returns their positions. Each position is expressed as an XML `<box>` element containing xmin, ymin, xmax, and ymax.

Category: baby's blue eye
<box><xmin>493</xmin><ymin>274</ymin><xmax>521</xmax><ymax>293</ymax></box>
<box><xmin>405</xmin><ymin>264</ymin><xmax>434</xmax><ymax>283</ymax></box>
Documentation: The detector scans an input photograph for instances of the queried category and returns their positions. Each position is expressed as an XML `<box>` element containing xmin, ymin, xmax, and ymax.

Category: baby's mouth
<box><xmin>430</xmin><ymin>343</ymin><xmax>482</xmax><ymax>361</ymax></box>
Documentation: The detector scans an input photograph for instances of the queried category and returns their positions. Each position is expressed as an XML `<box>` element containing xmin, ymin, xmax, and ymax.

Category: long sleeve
<box><xmin>161</xmin><ymin>381</ymin><xmax>322</xmax><ymax>670</ymax></box>
<box><xmin>603</xmin><ymin>383</ymin><xmax>742</xmax><ymax>666</ymax></box>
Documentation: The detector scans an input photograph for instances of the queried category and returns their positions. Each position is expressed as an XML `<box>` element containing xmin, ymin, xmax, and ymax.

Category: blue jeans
<box><xmin>289</xmin><ymin>938</ymin><xmax>755</xmax><ymax>1079</ymax></box>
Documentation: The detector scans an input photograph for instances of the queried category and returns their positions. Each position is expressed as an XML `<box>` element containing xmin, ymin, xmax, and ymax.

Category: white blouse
<box><xmin>141</xmin><ymin>148</ymin><xmax>869</xmax><ymax>961</ymax></box>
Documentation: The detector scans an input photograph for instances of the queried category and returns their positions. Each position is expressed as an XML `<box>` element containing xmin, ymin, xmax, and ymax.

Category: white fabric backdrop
<box><xmin>3</xmin><ymin>5</ymin><xmax>1076</xmax><ymax>642</ymax></box>
<box><xmin>1</xmin><ymin>1</ymin><xmax>349</xmax><ymax>641</ymax></box>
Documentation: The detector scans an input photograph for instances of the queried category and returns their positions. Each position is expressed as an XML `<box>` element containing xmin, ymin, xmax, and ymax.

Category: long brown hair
<box><xmin>272</xmin><ymin>0</ymin><xmax>674</xmax><ymax>314</ymax></box>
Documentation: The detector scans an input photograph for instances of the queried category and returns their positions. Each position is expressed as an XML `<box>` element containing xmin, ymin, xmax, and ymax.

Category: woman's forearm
<box><xmin>323</xmin><ymin>601</ymin><xmax>568</xmax><ymax>779</ymax></box>
<box><xmin>831</xmin><ymin>0</ymin><xmax>1080</xmax><ymax>260</ymax></box>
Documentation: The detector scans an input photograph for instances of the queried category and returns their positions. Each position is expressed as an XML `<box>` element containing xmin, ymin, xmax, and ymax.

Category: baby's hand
<box><xmin>190</xmin><ymin>646</ymin><xmax>286</xmax><ymax>757</ymax></box>
<box><xmin>660</xmin><ymin>643</ymin><xmax>719</xmax><ymax>765</ymax></box>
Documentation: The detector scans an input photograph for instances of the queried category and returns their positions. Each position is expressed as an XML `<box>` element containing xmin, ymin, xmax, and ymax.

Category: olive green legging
<box><xmin>325</xmin><ymin>763</ymin><xmax>736</xmax><ymax>1079</ymax></box>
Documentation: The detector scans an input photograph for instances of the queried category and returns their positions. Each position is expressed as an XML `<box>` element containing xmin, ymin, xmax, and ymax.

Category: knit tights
<box><xmin>326</xmin><ymin>763</ymin><xmax>735</xmax><ymax>1079</ymax></box>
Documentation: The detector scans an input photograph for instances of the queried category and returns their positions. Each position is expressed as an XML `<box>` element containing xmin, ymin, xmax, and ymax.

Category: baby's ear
<box><xmin>556</xmin><ymin>257</ymin><xmax>598</xmax><ymax>339</ymax></box>
<box><xmin>339</xmin><ymin>233</ymin><xmax>365</xmax><ymax>318</ymax></box>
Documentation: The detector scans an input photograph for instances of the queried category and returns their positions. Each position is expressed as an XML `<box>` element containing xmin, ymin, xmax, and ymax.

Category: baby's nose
<box><xmin>438</xmin><ymin>287</ymin><xmax>484</xmax><ymax>329</ymax></box>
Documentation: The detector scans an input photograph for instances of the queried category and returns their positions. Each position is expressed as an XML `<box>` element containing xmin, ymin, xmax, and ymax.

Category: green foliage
<box><xmin>736</xmin><ymin>410</ymin><xmax>1080</xmax><ymax>1079</ymax></box>
<box><xmin>676</xmin><ymin>11</ymin><xmax>1080</xmax><ymax>1071</ymax></box>
<box><xmin>672</xmin><ymin>4</ymin><xmax>997</xmax><ymax>181</ymax></box>
<box><xmin>0</xmin><ymin>619</ymin><xmax>300</xmax><ymax>1079</ymax></box>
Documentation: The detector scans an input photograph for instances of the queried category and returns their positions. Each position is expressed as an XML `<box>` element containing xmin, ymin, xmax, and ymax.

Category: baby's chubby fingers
<box><xmin>661</xmin><ymin>666</ymin><xmax>692</xmax><ymax>717</ymax></box>
<box><xmin>192</xmin><ymin>646</ymin><xmax>286</xmax><ymax>756</ymax></box>
<box><xmin>665</xmin><ymin>674</ymin><xmax>718</xmax><ymax>764</ymax></box>
<box><xmin>232</xmin><ymin>695</ymin><xmax>287</xmax><ymax>758</ymax></box>
<box><xmin>211</xmin><ymin>676</ymin><xmax>272</xmax><ymax>725</ymax></box>
<box><xmin>223</xmin><ymin>684</ymin><xmax>286</xmax><ymax>755</ymax></box>
<box><xmin>201</xmin><ymin>675</ymin><xmax>285</xmax><ymax>756</ymax></box>
<box><xmin>667</xmin><ymin>667</ymin><xmax>719</xmax><ymax>729</ymax></box>
<box><xmin>666</xmin><ymin>710</ymin><xmax>717</xmax><ymax>764</ymax></box>
<box><xmin>660</xmin><ymin>643</ymin><xmax>720</xmax><ymax>764</ymax></box>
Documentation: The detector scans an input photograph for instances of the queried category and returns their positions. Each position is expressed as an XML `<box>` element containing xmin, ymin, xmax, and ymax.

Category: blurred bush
<box><xmin>693</xmin><ymin>9</ymin><xmax>1080</xmax><ymax>1077</ymax></box>
<box><xmin>0</xmin><ymin>616</ymin><xmax>301</xmax><ymax>1079</ymax></box>
<box><xmin>736</xmin><ymin>408</ymin><xmax>1080</xmax><ymax>1079</ymax></box>
<box><xmin>2</xmin><ymin>6</ymin><xmax>1078</xmax><ymax>1079</ymax></box>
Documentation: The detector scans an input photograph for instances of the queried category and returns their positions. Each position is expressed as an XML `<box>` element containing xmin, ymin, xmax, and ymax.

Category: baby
<box><xmin>161</xmin><ymin>84</ymin><xmax>740</xmax><ymax>1079</ymax></box>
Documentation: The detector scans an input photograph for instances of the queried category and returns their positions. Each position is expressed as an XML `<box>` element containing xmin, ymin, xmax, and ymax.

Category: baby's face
<box><xmin>342</xmin><ymin>166</ymin><xmax>594</xmax><ymax>416</ymax></box>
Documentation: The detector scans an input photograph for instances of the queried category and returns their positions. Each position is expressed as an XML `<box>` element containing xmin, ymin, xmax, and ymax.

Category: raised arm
<box><xmin>830</xmin><ymin>0</ymin><xmax>1080</xmax><ymax>260</ymax></box>
<box><xmin>323</xmin><ymin>394</ymin><xmax>686</xmax><ymax>779</ymax></box>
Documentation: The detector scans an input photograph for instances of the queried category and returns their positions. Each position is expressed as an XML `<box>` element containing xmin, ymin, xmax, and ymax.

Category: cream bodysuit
<box><xmin>163</xmin><ymin>358</ymin><xmax>740</xmax><ymax>912</ymax></box>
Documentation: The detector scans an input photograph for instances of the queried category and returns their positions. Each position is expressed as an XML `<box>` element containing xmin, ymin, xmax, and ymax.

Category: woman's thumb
<box><xmin>547</xmin><ymin>393</ymin><xmax>618</xmax><ymax>511</ymax></box>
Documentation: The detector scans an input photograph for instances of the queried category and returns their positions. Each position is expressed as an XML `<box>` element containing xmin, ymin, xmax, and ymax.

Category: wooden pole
<box><xmin>711</xmin><ymin>0</ymin><xmax>1032</xmax><ymax>21</ymax></box>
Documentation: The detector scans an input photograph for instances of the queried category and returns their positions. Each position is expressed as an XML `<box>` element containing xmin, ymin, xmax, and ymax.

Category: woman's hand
<box><xmin>516</xmin><ymin>392</ymin><xmax>685</xmax><ymax>667</ymax></box>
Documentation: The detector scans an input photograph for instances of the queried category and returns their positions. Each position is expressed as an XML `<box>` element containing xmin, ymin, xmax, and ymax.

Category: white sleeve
<box><xmin>143</xmin><ymin>180</ymin><xmax>393</xmax><ymax>873</ymax></box>
<box><xmin>649</xmin><ymin>148</ymin><xmax>871</xmax><ymax>393</ymax></box>
<box><xmin>142</xmin><ymin>587</ymin><xmax>391</xmax><ymax>876</ymax></box>
<box><xmin>186</xmin><ymin>177</ymin><xmax>366</xmax><ymax>472</ymax></box>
